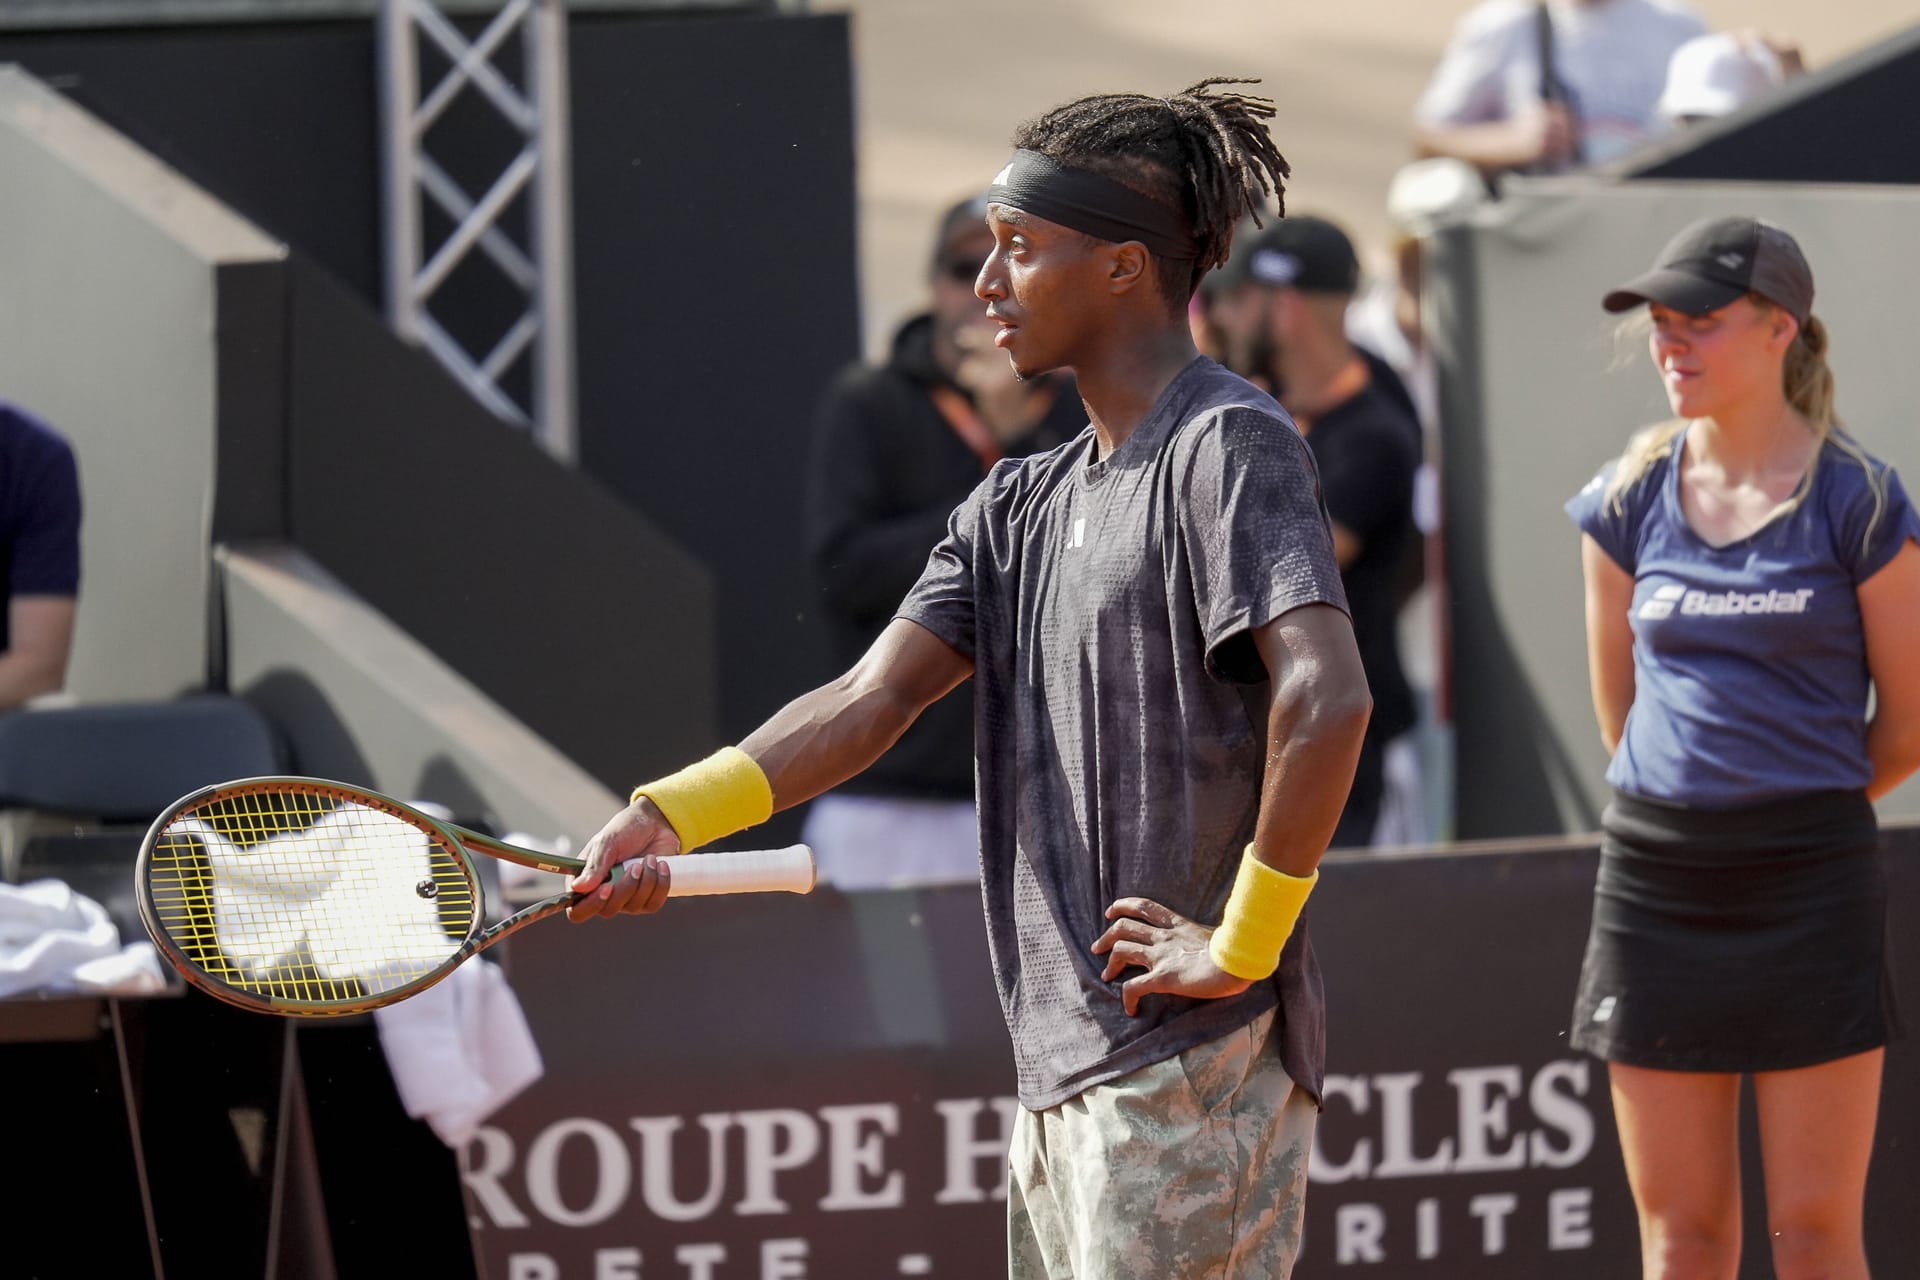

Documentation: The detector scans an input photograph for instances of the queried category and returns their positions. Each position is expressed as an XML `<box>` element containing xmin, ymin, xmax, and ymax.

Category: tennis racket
<box><xmin>135</xmin><ymin>775</ymin><xmax>815</xmax><ymax>1017</ymax></box>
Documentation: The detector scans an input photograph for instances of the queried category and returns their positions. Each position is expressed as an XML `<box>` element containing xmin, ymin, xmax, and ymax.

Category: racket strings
<box><xmin>144</xmin><ymin>785</ymin><xmax>479</xmax><ymax>1009</ymax></box>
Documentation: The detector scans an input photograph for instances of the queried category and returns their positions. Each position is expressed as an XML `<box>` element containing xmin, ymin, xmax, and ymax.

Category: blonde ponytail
<box><xmin>1784</xmin><ymin>313</ymin><xmax>1836</xmax><ymax>430</ymax></box>
<box><xmin>1784</xmin><ymin>313</ymin><xmax>1888</xmax><ymax>555</ymax></box>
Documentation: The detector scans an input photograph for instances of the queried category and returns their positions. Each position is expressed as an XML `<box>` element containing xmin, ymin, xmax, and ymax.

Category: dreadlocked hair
<box><xmin>1009</xmin><ymin>76</ymin><xmax>1291</xmax><ymax>306</ymax></box>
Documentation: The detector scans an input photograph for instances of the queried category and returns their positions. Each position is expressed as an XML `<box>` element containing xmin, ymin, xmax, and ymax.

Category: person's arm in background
<box><xmin>1411</xmin><ymin>5</ymin><xmax>1574</xmax><ymax>175</ymax></box>
<box><xmin>1415</xmin><ymin>106</ymin><xmax>1575</xmax><ymax>176</ymax></box>
<box><xmin>0</xmin><ymin>595</ymin><xmax>75</xmax><ymax>708</ymax></box>
<box><xmin>0</xmin><ymin>419</ymin><xmax>81</xmax><ymax>710</ymax></box>
<box><xmin>1859</xmin><ymin>541</ymin><xmax>1920</xmax><ymax>800</ymax></box>
<box><xmin>1580</xmin><ymin>534</ymin><xmax>1636</xmax><ymax>754</ymax></box>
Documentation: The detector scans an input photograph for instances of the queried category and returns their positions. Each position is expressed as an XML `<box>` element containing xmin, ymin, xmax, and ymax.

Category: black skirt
<box><xmin>1569</xmin><ymin>787</ymin><xmax>1900</xmax><ymax>1073</ymax></box>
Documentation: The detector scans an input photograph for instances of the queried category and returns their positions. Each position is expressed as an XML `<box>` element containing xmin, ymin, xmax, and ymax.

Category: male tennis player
<box><xmin>569</xmin><ymin>77</ymin><xmax>1370</xmax><ymax>1277</ymax></box>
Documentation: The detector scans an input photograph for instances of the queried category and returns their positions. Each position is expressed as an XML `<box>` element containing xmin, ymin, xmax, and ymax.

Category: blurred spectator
<box><xmin>1192</xmin><ymin>217</ymin><xmax>1266</xmax><ymax>380</ymax></box>
<box><xmin>1414</xmin><ymin>0</ymin><xmax>1706</xmax><ymax>179</ymax></box>
<box><xmin>800</xmin><ymin>194</ymin><xmax>1082</xmax><ymax>890</ymax></box>
<box><xmin>0</xmin><ymin>402</ymin><xmax>79</xmax><ymax>711</ymax></box>
<box><xmin>1347</xmin><ymin>157</ymin><xmax>1484</xmax><ymax>449</ymax></box>
<box><xmin>1206</xmin><ymin>214</ymin><xmax>1422</xmax><ymax>429</ymax></box>
<box><xmin>1206</xmin><ymin>216</ymin><xmax>1421</xmax><ymax>849</ymax></box>
<box><xmin>1656</xmin><ymin>29</ymin><xmax>1803</xmax><ymax>128</ymax></box>
<box><xmin>1345</xmin><ymin>158</ymin><xmax>1486</xmax><ymax>845</ymax></box>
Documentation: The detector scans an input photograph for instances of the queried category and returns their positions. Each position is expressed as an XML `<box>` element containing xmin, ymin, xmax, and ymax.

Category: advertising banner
<box><xmin>465</xmin><ymin>832</ymin><xmax>1920</xmax><ymax>1278</ymax></box>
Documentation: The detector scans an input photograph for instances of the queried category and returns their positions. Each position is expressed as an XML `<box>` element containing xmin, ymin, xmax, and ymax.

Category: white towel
<box><xmin>73</xmin><ymin>940</ymin><xmax>167</xmax><ymax>994</ymax></box>
<box><xmin>0</xmin><ymin>879</ymin><xmax>158</xmax><ymax>998</ymax></box>
<box><xmin>372</xmin><ymin>956</ymin><xmax>544</xmax><ymax>1148</ymax></box>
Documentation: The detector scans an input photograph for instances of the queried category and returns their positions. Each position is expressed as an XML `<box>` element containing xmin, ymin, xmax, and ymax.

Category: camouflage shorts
<box><xmin>1007</xmin><ymin>1009</ymin><xmax>1317</xmax><ymax>1279</ymax></box>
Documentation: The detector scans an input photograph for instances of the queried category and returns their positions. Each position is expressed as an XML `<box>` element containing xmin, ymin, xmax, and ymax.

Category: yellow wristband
<box><xmin>629</xmin><ymin>746</ymin><xmax>773</xmax><ymax>853</ymax></box>
<box><xmin>1208</xmin><ymin>845</ymin><xmax>1318</xmax><ymax>981</ymax></box>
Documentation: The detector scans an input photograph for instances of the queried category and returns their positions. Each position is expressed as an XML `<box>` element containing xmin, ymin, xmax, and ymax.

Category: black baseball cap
<box><xmin>1602</xmin><ymin>215</ymin><xmax>1813</xmax><ymax>324</ymax></box>
<box><xmin>930</xmin><ymin>192</ymin><xmax>992</xmax><ymax>273</ymax></box>
<box><xmin>1210</xmin><ymin>214</ymin><xmax>1361</xmax><ymax>294</ymax></box>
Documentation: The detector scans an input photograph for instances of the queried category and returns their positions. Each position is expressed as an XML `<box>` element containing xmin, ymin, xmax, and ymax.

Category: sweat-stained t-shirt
<box><xmin>896</xmin><ymin>357</ymin><xmax>1351</xmax><ymax>1110</ymax></box>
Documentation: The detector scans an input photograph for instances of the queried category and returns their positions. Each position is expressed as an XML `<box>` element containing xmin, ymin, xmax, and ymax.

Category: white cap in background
<box><xmin>1658</xmin><ymin>32</ymin><xmax>1786</xmax><ymax>123</ymax></box>
<box><xmin>1384</xmin><ymin>157</ymin><xmax>1485</xmax><ymax>239</ymax></box>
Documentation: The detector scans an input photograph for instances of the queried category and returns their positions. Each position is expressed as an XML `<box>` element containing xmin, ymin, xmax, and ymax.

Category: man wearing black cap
<box><xmin>1210</xmin><ymin>215</ymin><xmax>1423</xmax><ymax>848</ymax></box>
<box><xmin>800</xmin><ymin>194</ymin><xmax>1082</xmax><ymax>889</ymax></box>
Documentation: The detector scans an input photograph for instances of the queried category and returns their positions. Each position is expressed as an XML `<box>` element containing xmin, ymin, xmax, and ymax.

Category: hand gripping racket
<box><xmin>135</xmin><ymin>776</ymin><xmax>815</xmax><ymax>1017</ymax></box>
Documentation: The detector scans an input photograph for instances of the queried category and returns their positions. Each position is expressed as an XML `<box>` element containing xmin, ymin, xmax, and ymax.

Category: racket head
<box><xmin>136</xmin><ymin>776</ymin><xmax>486</xmax><ymax>1016</ymax></box>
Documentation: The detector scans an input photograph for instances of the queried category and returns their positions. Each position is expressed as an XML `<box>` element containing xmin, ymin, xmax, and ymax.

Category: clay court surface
<box><xmin>823</xmin><ymin>0</ymin><xmax>1915</xmax><ymax>355</ymax></box>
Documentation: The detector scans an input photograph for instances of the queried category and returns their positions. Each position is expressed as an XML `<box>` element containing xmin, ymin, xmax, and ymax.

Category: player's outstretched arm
<box><xmin>567</xmin><ymin>619</ymin><xmax>970</xmax><ymax>921</ymax></box>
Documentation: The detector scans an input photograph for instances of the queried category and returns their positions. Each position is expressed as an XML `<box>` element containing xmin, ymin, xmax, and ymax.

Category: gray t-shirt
<box><xmin>897</xmin><ymin>357</ymin><xmax>1349</xmax><ymax>1109</ymax></box>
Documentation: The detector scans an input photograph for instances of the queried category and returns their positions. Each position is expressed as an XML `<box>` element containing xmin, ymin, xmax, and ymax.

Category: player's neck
<box><xmin>1077</xmin><ymin>325</ymin><xmax>1201</xmax><ymax>460</ymax></box>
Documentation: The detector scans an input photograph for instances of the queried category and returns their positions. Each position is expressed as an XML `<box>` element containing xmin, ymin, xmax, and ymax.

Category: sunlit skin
<box><xmin>975</xmin><ymin>206</ymin><xmax>1114</xmax><ymax>383</ymax></box>
<box><xmin>1648</xmin><ymin>297</ymin><xmax>1796</xmax><ymax>425</ymax></box>
<box><xmin>1647</xmin><ymin>298</ymin><xmax>1816</xmax><ymax>549</ymax></box>
<box><xmin>973</xmin><ymin>202</ymin><xmax>1202</xmax><ymax>461</ymax></box>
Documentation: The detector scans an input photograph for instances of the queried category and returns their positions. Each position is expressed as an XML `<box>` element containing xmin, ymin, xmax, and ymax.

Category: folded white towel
<box><xmin>0</xmin><ymin>879</ymin><xmax>128</xmax><ymax>998</ymax></box>
<box><xmin>372</xmin><ymin>956</ymin><xmax>544</xmax><ymax>1148</ymax></box>
<box><xmin>75</xmin><ymin>941</ymin><xmax>168</xmax><ymax>995</ymax></box>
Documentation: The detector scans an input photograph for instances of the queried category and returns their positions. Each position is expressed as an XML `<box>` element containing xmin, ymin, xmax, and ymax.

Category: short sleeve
<box><xmin>7</xmin><ymin>429</ymin><xmax>80</xmax><ymax>597</ymax></box>
<box><xmin>1565</xmin><ymin>459</ymin><xmax>1646</xmax><ymax>574</ymax></box>
<box><xmin>894</xmin><ymin>466</ymin><xmax>995</xmax><ymax>660</ymax></box>
<box><xmin>1179</xmin><ymin>408</ymin><xmax>1348</xmax><ymax>683</ymax></box>
<box><xmin>1413</xmin><ymin>2</ymin><xmax>1531</xmax><ymax>127</ymax></box>
<box><xmin>1841</xmin><ymin>462</ymin><xmax>1920</xmax><ymax>585</ymax></box>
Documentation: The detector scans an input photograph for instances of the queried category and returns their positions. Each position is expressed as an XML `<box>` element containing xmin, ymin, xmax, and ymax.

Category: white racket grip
<box><xmin>665</xmin><ymin>844</ymin><xmax>817</xmax><ymax>897</ymax></box>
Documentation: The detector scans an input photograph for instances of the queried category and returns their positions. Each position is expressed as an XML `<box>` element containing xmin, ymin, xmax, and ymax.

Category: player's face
<box><xmin>1648</xmin><ymin>297</ymin><xmax>1795</xmax><ymax>420</ymax></box>
<box><xmin>976</xmin><ymin>203</ymin><xmax>1109</xmax><ymax>379</ymax></box>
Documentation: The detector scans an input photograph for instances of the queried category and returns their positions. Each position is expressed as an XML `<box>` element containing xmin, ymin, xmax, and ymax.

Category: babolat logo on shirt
<box><xmin>1639</xmin><ymin>583</ymin><xmax>1814</xmax><ymax>620</ymax></box>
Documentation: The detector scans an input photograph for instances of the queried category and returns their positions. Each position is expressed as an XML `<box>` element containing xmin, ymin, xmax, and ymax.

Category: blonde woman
<box><xmin>1566</xmin><ymin>215</ymin><xmax>1920</xmax><ymax>1280</ymax></box>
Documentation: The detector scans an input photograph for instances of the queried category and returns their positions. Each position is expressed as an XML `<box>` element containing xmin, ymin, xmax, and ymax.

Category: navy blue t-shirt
<box><xmin>0</xmin><ymin>404</ymin><xmax>81</xmax><ymax>652</ymax></box>
<box><xmin>1567</xmin><ymin>433</ymin><xmax>1920</xmax><ymax>809</ymax></box>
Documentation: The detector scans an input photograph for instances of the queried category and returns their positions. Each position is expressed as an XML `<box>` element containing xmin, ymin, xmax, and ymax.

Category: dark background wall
<box><xmin>1615</xmin><ymin>23</ymin><xmax>1920</xmax><ymax>185</ymax></box>
<box><xmin>0</xmin><ymin>8</ymin><xmax>859</xmax><ymax>842</ymax></box>
<box><xmin>469</xmin><ymin>831</ymin><xmax>1920</xmax><ymax>1279</ymax></box>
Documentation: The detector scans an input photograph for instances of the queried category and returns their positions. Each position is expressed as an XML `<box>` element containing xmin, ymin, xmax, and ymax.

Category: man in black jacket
<box><xmin>801</xmin><ymin>194</ymin><xmax>1082</xmax><ymax>888</ymax></box>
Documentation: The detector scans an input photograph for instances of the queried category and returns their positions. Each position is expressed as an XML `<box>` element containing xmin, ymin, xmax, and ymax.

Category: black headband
<box><xmin>986</xmin><ymin>149</ymin><xmax>1198</xmax><ymax>261</ymax></box>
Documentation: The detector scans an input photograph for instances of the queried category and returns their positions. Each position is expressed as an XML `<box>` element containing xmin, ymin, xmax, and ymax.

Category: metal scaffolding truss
<box><xmin>377</xmin><ymin>0</ymin><xmax>576</xmax><ymax>462</ymax></box>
